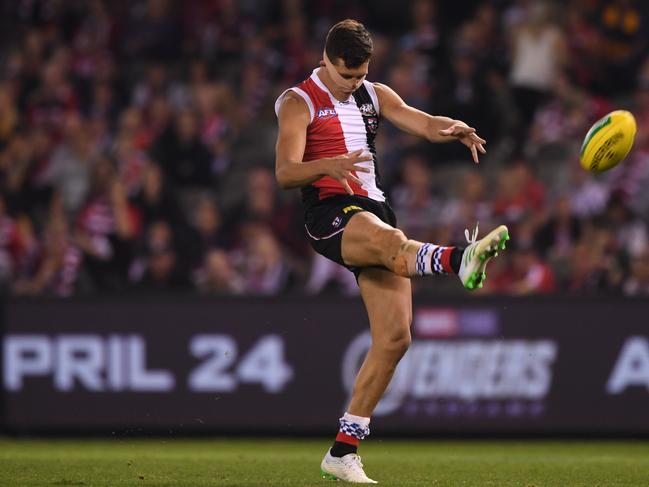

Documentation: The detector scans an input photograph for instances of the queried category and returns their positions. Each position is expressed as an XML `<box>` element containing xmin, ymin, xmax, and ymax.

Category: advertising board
<box><xmin>2</xmin><ymin>297</ymin><xmax>649</xmax><ymax>434</ymax></box>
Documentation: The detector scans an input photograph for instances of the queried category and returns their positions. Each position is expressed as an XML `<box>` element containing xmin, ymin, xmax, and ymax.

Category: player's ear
<box><xmin>319</xmin><ymin>59</ymin><xmax>325</xmax><ymax>67</ymax></box>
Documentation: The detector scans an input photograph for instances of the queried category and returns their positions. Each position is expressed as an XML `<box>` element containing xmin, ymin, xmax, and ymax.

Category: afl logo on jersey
<box><xmin>317</xmin><ymin>107</ymin><xmax>338</xmax><ymax>119</ymax></box>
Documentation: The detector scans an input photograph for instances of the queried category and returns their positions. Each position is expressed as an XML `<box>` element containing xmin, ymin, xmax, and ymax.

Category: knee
<box><xmin>369</xmin><ymin>225</ymin><xmax>405</xmax><ymax>251</ymax></box>
<box><xmin>369</xmin><ymin>226</ymin><xmax>408</xmax><ymax>272</ymax></box>
<box><xmin>374</xmin><ymin>328</ymin><xmax>412</xmax><ymax>361</ymax></box>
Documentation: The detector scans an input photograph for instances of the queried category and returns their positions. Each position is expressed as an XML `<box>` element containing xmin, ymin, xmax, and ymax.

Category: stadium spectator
<box><xmin>623</xmin><ymin>248</ymin><xmax>649</xmax><ymax>295</ymax></box>
<box><xmin>12</xmin><ymin>214</ymin><xmax>41</xmax><ymax>284</ymax></box>
<box><xmin>564</xmin><ymin>1</ymin><xmax>601</xmax><ymax>90</ymax></box>
<box><xmin>607</xmin><ymin>65</ymin><xmax>649</xmax><ymax>215</ymax></box>
<box><xmin>149</xmin><ymin>108</ymin><xmax>213</xmax><ymax>187</ymax></box>
<box><xmin>534</xmin><ymin>194</ymin><xmax>582</xmax><ymax>287</ymax></box>
<box><xmin>130</xmin><ymin>219</ymin><xmax>190</xmax><ymax>291</ymax></box>
<box><xmin>528</xmin><ymin>72</ymin><xmax>600</xmax><ymax>152</ymax></box>
<box><xmin>305</xmin><ymin>253</ymin><xmax>360</xmax><ymax>296</ymax></box>
<box><xmin>595</xmin><ymin>0</ymin><xmax>648</xmax><ymax>95</ymax></box>
<box><xmin>74</xmin><ymin>155</ymin><xmax>141</xmax><ymax>291</ymax></box>
<box><xmin>489</xmin><ymin>243</ymin><xmax>556</xmax><ymax>295</ymax></box>
<box><xmin>535</xmin><ymin>194</ymin><xmax>582</xmax><ymax>260</ymax></box>
<box><xmin>132</xmin><ymin>161</ymin><xmax>183</xmax><ymax>230</ymax></box>
<box><xmin>493</xmin><ymin>160</ymin><xmax>546</xmax><ymax>228</ymax></box>
<box><xmin>232</xmin><ymin>166</ymin><xmax>306</xmax><ymax>259</ymax></box>
<box><xmin>113</xmin><ymin>107</ymin><xmax>152</xmax><ymax>195</ymax></box>
<box><xmin>0</xmin><ymin>196</ymin><xmax>21</xmax><ymax>286</ymax></box>
<box><xmin>122</xmin><ymin>0</ymin><xmax>182</xmax><ymax>62</ymax></box>
<box><xmin>185</xmin><ymin>195</ymin><xmax>230</xmax><ymax>273</ymax></box>
<box><xmin>433</xmin><ymin>49</ymin><xmax>491</xmax><ymax>137</ymax></box>
<box><xmin>508</xmin><ymin>1</ymin><xmax>567</xmax><ymax>147</ymax></box>
<box><xmin>13</xmin><ymin>206</ymin><xmax>82</xmax><ymax>297</ymax></box>
<box><xmin>194</xmin><ymin>248</ymin><xmax>244</xmax><ymax>295</ymax></box>
<box><xmin>41</xmin><ymin>112</ymin><xmax>96</xmax><ymax>215</ymax></box>
<box><xmin>193</xmin><ymin>80</ymin><xmax>234</xmax><ymax>175</ymax></box>
<box><xmin>233</xmin><ymin>221</ymin><xmax>292</xmax><ymax>295</ymax></box>
<box><xmin>603</xmin><ymin>194</ymin><xmax>648</xmax><ymax>259</ymax></box>
<box><xmin>390</xmin><ymin>151</ymin><xmax>441</xmax><ymax>242</ymax></box>
<box><xmin>25</xmin><ymin>50</ymin><xmax>80</xmax><ymax>137</ymax></box>
<box><xmin>564</xmin><ymin>164</ymin><xmax>610</xmax><ymax>219</ymax></box>
<box><xmin>568</xmin><ymin>222</ymin><xmax>624</xmax><ymax>293</ymax></box>
<box><xmin>486</xmin><ymin>214</ymin><xmax>551</xmax><ymax>294</ymax></box>
<box><xmin>400</xmin><ymin>0</ymin><xmax>444</xmax><ymax>79</ymax></box>
<box><xmin>0</xmin><ymin>83</ymin><xmax>18</xmax><ymax>150</ymax></box>
<box><xmin>439</xmin><ymin>168</ymin><xmax>495</xmax><ymax>245</ymax></box>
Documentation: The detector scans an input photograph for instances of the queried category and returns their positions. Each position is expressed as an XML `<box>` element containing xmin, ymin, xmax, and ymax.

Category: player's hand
<box><xmin>439</xmin><ymin>122</ymin><xmax>487</xmax><ymax>164</ymax></box>
<box><xmin>327</xmin><ymin>149</ymin><xmax>372</xmax><ymax>195</ymax></box>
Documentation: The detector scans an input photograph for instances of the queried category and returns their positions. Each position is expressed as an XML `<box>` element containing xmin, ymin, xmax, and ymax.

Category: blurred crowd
<box><xmin>1</xmin><ymin>0</ymin><xmax>649</xmax><ymax>297</ymax></box>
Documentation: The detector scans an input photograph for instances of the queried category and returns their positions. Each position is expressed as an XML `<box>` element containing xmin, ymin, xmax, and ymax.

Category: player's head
<box><xmin>322</xmin><ymin>20</ymin><xmax>372</xmax><ymax>95</ymax></box>
<box><xmin>325</xmin><ymin>19</ymin><xmax>373</xmax><ymax>69</ymax></box>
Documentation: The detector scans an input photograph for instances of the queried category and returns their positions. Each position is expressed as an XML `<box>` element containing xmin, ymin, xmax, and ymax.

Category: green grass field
<box><xmin>2</xmin><ymin>438</ymin><xmax>649</xmax><ymax>486</ymax></box>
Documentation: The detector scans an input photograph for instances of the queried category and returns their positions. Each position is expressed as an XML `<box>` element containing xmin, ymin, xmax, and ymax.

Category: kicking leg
<box><xmin>341</xmin><ymin>211</ymin><xmax>458</xmax><ymax>277</ymax></box>
<box><xmin>342</xmin><ymin>211</ymin><xmax>509</xmax><ymax>289</ymax></box>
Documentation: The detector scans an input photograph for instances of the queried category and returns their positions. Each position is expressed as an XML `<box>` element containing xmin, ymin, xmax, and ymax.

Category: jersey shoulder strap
<box><xmin>274</xmin><ymin>85</ymin><xmax>315</xmax><ymax>123</ymax></box>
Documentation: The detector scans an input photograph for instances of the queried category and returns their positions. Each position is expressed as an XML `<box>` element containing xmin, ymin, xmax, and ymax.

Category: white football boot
<box><xmin>458</xmin><ymin>223</ymin><xmax>509</xmax><ymax>290</ymax></box>
<box><xmin>320</xmin><ymin>449</ymin><xmax>377</xmax><ymax>483</ymax></box>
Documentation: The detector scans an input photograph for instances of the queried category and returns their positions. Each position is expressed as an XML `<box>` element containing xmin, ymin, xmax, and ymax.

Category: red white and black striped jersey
<box><xmin>275</xmin><ymin>69</ymin><xmax>385</xmax><ymax>208</ymax></box>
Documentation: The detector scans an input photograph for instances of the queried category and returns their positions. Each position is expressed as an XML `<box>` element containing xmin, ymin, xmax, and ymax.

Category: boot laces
<box><xmin>464</xmin><ymin>221</ymin><xmax>479</xmax><ymax>245</ymax></box>
<box><xmin>342</xmin><ymin>453</ymin><xmax>366</xmax><ymax>474</ymax></box>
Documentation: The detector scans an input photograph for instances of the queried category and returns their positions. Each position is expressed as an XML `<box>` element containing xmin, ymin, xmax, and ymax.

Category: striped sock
<box><xmin>415</xmin><ymin>243</ymin><xmax>455</xmax><ymax>276</ymax></box>
<box><xmin>330</xmin><ymin>412</ymin><xmax>370</xmax><ymax>457</ymax></box>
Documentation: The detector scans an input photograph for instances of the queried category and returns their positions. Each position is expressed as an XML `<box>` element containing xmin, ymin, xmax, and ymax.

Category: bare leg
<box><xmin>346</xmin><ymin>267</ymin><xmax>412</xmax><ymax>417</ymax></box>
<box><xmin>339</xmin><ymin>211</ymin><xmax>506</xmax><ymax>414</ymax></box>
<box><xmin>341</xmin><ymin>211</ymin><xmax>508</xmax><ymax>290</ymax></box>
<box><xmin>341</xmin><ymin>211</ymin><xmax>426</xmax><ymax>277</ymax></box>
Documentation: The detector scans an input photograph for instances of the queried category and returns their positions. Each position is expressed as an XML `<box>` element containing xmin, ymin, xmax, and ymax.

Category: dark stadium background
<box><xmin>1</xmin><ymin>0</ymin><xmax>649</xmax><ymax>439</ymax></box>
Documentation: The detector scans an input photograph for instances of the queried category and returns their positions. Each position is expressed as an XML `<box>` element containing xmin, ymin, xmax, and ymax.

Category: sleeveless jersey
<box><xmin>275</xmin><ymin>69</ymin><xmax>385</xmax><ymax>209</ymax></box>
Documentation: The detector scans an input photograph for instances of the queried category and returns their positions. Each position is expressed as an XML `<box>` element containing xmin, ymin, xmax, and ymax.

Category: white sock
<box><xmin>416</xmin><ymin>243</ymin><xmax>451</xmax><ymax>275</ymax></box>
<box><xmin>341</xmin><ymin>412</ymin><xmax>370</xmax><ymax>428</ymax></box>
<box><xmin>339</xmin><ymin>412</ymin><xmax>371</xmax><ymax>440</ymax></box>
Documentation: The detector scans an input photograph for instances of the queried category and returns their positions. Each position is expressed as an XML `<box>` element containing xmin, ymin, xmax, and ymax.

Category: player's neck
<box><xmin>316</xmin><ymin>67</ymin><xmax>350</xmax><ymax>103</ymax></box>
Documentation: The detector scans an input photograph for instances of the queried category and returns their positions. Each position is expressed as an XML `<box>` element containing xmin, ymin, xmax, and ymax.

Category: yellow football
<box><xmin>579</xmin><ymin>110</ymin><xmax>637</xmax><ymax>172</ymax></box>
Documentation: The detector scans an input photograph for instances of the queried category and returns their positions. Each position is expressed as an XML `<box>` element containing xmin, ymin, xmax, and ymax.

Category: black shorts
<box><xmin>304</xmin><ymin>194</ymin><xmax>397</xmax><ymax>277</ymax></box>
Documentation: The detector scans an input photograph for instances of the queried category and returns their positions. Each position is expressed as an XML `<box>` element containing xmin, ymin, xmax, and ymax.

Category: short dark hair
<box><xmin>325</xmin><ymin>19</ymin><xmax>373</xmax><ymax>68</ymax></box>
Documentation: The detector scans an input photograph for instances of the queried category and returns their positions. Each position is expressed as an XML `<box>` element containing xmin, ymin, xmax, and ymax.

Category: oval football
<box><xmin>579</xmin><ymin>110</ymin><xmax>637</xmax><ymax>173</ymax></box>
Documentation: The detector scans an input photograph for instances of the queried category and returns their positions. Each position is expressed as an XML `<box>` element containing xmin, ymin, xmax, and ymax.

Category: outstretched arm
<box><xmin>275</xmin><ymin>91</ymin><xmax>372</xmax><ymax>193</ymax></box>
<box><xmin>374</xmin><ymin>83</ymin><xmax>487</xmax><ymax>163</ymax></box>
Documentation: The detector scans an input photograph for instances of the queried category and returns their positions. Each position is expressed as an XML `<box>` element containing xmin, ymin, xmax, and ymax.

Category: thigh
<box><xmin>341</xmin><ymin>211</ymin><xmax>403</xmax><ymax>268</ymax></box>
<box><xmin>305</xmin><ymin>196</ymin><xmax>394</xmax><ymax>274</ymax></box>
<box><xmin>358</xmin><ymin>267</ymin><xmax>412</xmax><ymax>342</ymax></box>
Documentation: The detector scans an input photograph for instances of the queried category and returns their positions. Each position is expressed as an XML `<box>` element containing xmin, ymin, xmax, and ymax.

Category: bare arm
<box><xmin>275</xmin><ymin>91</ymin><xmax>371</xmax><ymax>194</ymax></box>
<box><xmin>374</xmin><ymin>83</ymin><xmax>487</xmax><ymax>163</ymax></box>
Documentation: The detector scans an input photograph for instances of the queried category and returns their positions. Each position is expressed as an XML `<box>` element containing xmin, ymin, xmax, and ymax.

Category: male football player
<box><xmin>275</xmin><ymin>19</ymin><xmax>509</xmax><ymax>483</ymax></box>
